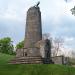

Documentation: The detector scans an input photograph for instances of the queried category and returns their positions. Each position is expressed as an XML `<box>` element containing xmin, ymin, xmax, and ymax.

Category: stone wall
<box><xmin>16</xmin><ymin>47</ymin><xmax>41</xmax><ymax>57</ymax></box>
<box><xmin>52</xmin><ymin>56</ymin><xmax>69</xmax><ymax>65</ymax></box>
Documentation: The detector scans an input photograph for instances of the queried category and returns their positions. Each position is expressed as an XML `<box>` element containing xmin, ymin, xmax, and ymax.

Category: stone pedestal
<box><xmin>16</xmin><ymin>48</ymin><xmax>41</xmax><ymax>57</ymax></box>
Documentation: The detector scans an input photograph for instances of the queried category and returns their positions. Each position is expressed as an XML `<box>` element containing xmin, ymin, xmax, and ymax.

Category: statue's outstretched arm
<box><xmin>34</xmin><ymin>1</ymin><xmax>40</xmax><ymax>7</ymax></box>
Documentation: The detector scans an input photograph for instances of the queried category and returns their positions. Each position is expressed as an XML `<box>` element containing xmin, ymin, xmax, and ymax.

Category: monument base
<box><xmin>9</xmin><ymin>47</ymin><xmax>43</xmax><ymax>64</ymax></box>
<box><xmin>9</xmin><ymin>56</ymin><xmax>43</xmax><ymax>64</ymax></box>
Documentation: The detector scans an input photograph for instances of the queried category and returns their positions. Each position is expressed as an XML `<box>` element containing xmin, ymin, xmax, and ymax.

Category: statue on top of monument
<box><xmin>34</xmin><ymin>1</ymin><xmax>40</xmax><ymax>7</ymax></box>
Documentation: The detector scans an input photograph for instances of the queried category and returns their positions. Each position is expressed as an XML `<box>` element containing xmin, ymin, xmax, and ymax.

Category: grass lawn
<box><xmin>0</xmin><ymin>53</ymin><xmax>75</xmax><ymax>75</ymax></box>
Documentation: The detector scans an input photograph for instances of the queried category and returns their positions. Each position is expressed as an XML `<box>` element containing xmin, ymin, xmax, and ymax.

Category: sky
<box><xmin>0</xmin><ymin>0</ymin><xmax>75</xmax><ymax>51</ymax></box>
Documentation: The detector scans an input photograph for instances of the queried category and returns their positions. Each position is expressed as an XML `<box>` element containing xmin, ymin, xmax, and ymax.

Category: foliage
<box><xmin>0</xmin><ymin>37</ymin><xmax>14</xmax><ymax>55</ymax></box>
<box><xmin>71</xmin><ymin>6</ymin><xmax>75</xmax><ymax>16</ymax></box>
<box><xmin>0</xmin><ymin>53</ymin><xmax>14</xmax><ymax>64</ymax></box>
<box><xmin>16</xmin><ymin>40</ymin><xmax>24</xmax><ymax>49</ymax></box>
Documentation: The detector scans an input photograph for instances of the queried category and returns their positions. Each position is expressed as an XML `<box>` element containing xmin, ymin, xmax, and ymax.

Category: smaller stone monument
<box><xmin>43</xmin><ymin>39</ymin><xmax>53</xmax><ymax>64</ymax></box>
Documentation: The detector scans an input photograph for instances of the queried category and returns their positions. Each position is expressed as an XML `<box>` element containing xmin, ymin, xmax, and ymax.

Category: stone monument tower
<box><xmin>10</xmin><ymin>2</ymin><xmax>43</xmax><ymax>64</ymax></box>
<box><xmin>24</xmin><ymin>4</ymin><xmax>42</xmax><ymax>48</ymax></box>
<box><xmin>22</xmin><ymin>2</ymin><xmax>42</xmax><ymax>57</ymax></box>
<box><xmin>10</xmin><ymin>2</ymin><xmax>53</xmax><ymax>64</ymax></box>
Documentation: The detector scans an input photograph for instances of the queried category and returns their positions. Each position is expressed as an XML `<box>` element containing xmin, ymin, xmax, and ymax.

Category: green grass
<box><xmin>0</xmin><ymin>53</ymin><xmax>14</xmax><ymax>64</ymax></box>
<box><xmin>0</xmin><ymin>53</ymin><xmax>75</xmax><ymax>75</ymax></box>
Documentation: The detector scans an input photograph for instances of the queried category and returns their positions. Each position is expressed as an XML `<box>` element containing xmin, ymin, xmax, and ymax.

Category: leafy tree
<box><xmin>16</xmin><ymin>40</ymin><xmax>24</xmax><ymax>49</ymax></box>
<box><xmin>71</xmin><ymin>6</ymin><xmax>75</xmax><ymax>16</ymax></box>
<box><xmin>0</xmin><ymin>37</ymin><xmax>14</xmax><ymax>55</ymax></box>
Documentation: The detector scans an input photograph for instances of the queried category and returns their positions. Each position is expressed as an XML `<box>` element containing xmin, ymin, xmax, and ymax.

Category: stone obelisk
<box><xmin>24</xmin><ymin>3</ymin><xmax>42</xmax><ymax>48</ymax></box>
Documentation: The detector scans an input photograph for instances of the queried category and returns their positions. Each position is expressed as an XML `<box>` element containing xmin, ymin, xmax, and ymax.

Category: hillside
<box><xmin>0</xmin><ymin>53</ymin><xmax>75</xmax><ymax>75</ymax></box>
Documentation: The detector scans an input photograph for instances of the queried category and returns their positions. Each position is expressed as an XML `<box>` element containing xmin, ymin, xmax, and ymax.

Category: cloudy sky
<box><xmin>0</xmin><ymin>0</ymin><xmax>75</xmax><ymax>50</ymax></box>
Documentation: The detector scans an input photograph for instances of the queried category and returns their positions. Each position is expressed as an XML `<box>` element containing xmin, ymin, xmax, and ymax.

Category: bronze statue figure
<box><xmin>35</xmin><ymin>1</ymin><xmax>40</xmax><ymax>7</ymax></box>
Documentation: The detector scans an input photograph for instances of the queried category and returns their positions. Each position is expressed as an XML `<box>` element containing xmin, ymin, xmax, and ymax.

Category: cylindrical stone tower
<box><xmin>24</xmin><ymin>5</ymin><xmax>42</xmax><ymax>48</ymax></box>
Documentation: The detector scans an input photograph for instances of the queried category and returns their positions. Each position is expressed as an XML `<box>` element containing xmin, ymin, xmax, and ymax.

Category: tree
<box><xmin>71</xmin><ymin>6</ymin><xmax>75</xmax><ymax>16</ymax></box>
<box><xmin>52</xmin><ymin>37</ymin><xmax>64</xmax><ymax>56</ymax></box>
<box><xmin>0</xmin><ymin>37</ymin><xmax>14</xmax><ymax>55</ymax></box>
<box><xmin>16</xmin><ymin>40</ymin><xmax>24</xmax><ymax>49</ymax></box>
<box><xmin>42</xmin><ymin>33</ymin><xmax>64</xmax><ymax>57</ymax></box>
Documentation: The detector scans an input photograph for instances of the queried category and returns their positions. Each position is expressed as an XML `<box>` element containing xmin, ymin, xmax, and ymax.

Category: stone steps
<box><xmin>9</xmin><ymin>56</ymin><xmax>43</xmax><ymax>64</ymax></box>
